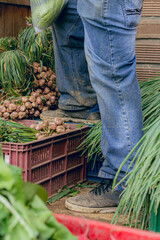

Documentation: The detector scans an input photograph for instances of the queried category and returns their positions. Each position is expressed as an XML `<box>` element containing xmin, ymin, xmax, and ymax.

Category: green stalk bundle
<box><xmin>140</xmin><ymin>76</ymin><xmax>160</xmax><ymax>127</ymax></box>
<box><xmin>0</xmin><ymin>37</ymin><xmax>17</xmax><ymax>52</ymax></box>
<box><xmin>112</xmin><ymin>116</ymin><xmax>160</xmax><ymax>229</ymax></box>
<box><xmin>0</xmin><ymin>50</ymin><xmax>32</xmax><ymax>97</ymax></box>
<box><xmin>18</xmin><ymin>18</ymin><xmax>55</xmax><ymax>69</ymax></box>
<box><xmin>78</xmin><ymin>121</ymin><xmax>102</xmax><ymax>167</ymax></box>
<box><xmin>0</xmin><ymin>119</ymin><xmax>37</xmax><ymax>143</ymax></box>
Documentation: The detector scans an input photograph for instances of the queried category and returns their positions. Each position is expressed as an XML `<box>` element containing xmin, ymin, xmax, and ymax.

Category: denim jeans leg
<box><xmin>51</xmin><ymin>0</ymin><xmax>98</xmax><ymax>111</ymax></box>
<box><xmin>77</xmin><ymin>0</ymin><xmax>144</xmax><ymax>181</ymax></box>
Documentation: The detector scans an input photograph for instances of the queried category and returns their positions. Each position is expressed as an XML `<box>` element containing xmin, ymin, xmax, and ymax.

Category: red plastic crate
<box><xmin>54</xmin><ymin>214</ymin><xmax>160</xmax><ymax>240</ymax></box>
<box><xmin>2</xmin><ymin>122</ymin><xmax>89</xmax><ymax>198</ymax></box>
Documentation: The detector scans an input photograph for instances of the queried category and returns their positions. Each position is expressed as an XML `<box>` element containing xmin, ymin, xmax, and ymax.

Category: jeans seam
<box><xmin>67</xmin><ymin>16</ymin><xmax>81</xmax><ymax>46</ymax></box>
<box><xmin>115</xmin><ymin>82</ymin><xmax>132</xmax><ymax>153</ymax></box>
<box><xmin>108</xmin><ymin>29</ymin><xmax>132</xmax><ymax>153</ymax></box>
<box><xmin>103</xmin><ymin>0</ymin><xmax>108</xmax><ymax>26</ymax></box>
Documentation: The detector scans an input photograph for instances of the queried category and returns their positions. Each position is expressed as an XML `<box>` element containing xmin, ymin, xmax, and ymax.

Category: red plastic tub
<box><xmin>54</xmin><ymin>214</ymin><xmax>160</xmax><ymax>240</ymax></box>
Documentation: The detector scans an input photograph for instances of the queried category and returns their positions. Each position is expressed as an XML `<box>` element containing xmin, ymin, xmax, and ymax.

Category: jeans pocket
<box><xmin>67</xmin><ymin>16</ymin><xmax>84</xmax><ymax>48</ymax></box>
<box><xmin>123</xmin><ymin>0</ymin><xmax>143</xmax><ymax>28</ymax></box>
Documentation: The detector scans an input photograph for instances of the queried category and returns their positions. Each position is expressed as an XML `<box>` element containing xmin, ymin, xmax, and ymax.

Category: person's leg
<box><xmin>51</xmin><ymin>0</ymin><xmax>98</xmax><ymax>115</ymax></box>
<box><xmin>79</xmin><ymin>0</ymin><xmax>144</xmax><ymax>181</ymax></box>
<box><xmin>65</xmin><ymin>0</ymin><xmax>144</xmax><ymax>212</ymax></box>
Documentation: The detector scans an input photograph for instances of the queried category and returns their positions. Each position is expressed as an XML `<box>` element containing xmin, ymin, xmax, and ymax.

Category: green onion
<box><xmin>0</xmin><ymin>50</ymin><xmax>32</xmax><ymax>97</ymax></box>
<box><xmin>112</xmin><ymin>116</ymin><xmax>160</xmax><ymax>229</ymax></box>
<box><xmin>18</xmin><ymin>18</ymin><xmax>55</xmax><ymax>69</ymax></box>
<box><xmin>0</xmin><ymin>119</ymin><xmax>37</xmax><ymax>143</ymax></box>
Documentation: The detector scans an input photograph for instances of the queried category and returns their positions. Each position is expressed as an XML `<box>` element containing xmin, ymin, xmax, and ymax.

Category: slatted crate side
<box><xmin>67</xmin><ymin>167</ymin><xmax>83</xmax><ymax>186</ymax></box>
<box><xmin>2</xmin><ymin>143</ymin><xmax>30</xmax><ymax>181</ymax></box>
<box><xmin>67</xmin><ymin>152</ymin><xmax>83</xmax><ymax>169</ymax></box>
<box><xmin>51</xmin><ymin>157</ymin><xmax>66</xmax><ymax>176</ymax></box>
<box><xmin>51</xmin><ymin>174</ymin><xmax>66</xmax><ymax>195</ymax></box>
<box><xmin>40</xmin><ymin>180</ymin><xmax>50</xmax><ymax>195</ymax></box>
<box><xmin>31</xmin><ymin>163</ymin><xmax>50</xmax><ymax>183</ymax></box>
<box><xmin>31</xmin><ymin>144</ymin><xmax>51</xmax><ymax>167</ymax></box>
<box><xmin>67</xmin><ymin>129</ymin><xmax>87</xmax><ymax>153</ymax></box>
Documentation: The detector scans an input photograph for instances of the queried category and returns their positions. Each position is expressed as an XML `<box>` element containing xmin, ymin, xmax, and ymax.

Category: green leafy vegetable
<box><xmin>0</xmin><ymin>151</ymin><xmax>77</xmax><ymax>239</ymax></box>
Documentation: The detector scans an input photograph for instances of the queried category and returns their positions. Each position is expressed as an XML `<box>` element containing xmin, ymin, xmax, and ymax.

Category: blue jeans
<box><xmin>52</xmin><ymin>0</ymin><xmax>144</xmax><ymax>181</ymax></box>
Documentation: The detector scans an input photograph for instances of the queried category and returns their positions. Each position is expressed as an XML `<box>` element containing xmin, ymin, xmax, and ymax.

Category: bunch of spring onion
<box><xmin>0</xmin><ymin>37</ymin><xmax>17</xmax><ymax>52</ymax></box>
<box><xmin>140</xmin><ymin>76</ymin><xmax>160</xmax><ymax>127</ymax></box>
<box><xmin>0</xmin><ymin>118</ymin><xmax>38</xmax><ymax>143</ymax></box>
<box><xmin>112</xmin><ymin>115</ymin><xmax>160</xmax><ymax>229</ymax></box>
<box><xmin>18</xmin><ymin>18</ymin><xmax>55</xmax><ymax>69</ymax></box>
<box><xmin>80</xmin><ymin>76</ymin><xmax>160</xmax><ymax>166</ymax></box>
<box><xmin>0</xmin><ymin>50</ymin><xmax>32</xmax><ymax>97</ymax></box>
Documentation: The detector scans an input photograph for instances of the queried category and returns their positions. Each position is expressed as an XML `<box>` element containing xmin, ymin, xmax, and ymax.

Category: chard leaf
<box><xmin>0</xmin><ymin>160</ymin><xmax>14</xmax><ymax>190</ymax></box>
<box><xmin>23</xmin><ymin>182</ymin><xmax>48</xmax><ymax>203</ymax></box>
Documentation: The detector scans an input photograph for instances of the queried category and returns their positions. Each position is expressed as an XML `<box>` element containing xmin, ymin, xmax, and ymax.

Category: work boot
<box><xmin>41</xmin><ymin>104</ymin><xmax>101</xmax><ymax>123</ymax></box>
<box><xmin>65</xmin><ymin>179</ymin><xmax>123</xmax><ymax>213</ymax></box>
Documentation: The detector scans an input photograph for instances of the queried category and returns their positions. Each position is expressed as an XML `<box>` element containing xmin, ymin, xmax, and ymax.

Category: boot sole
<box><xmin>41</xmin><ymin>115</ymin><xmax>100</xmax><ymax>124</ymax></box>
<box><xmin>40</xmin><ymin>110</ymin><xmax>100</xmax><ymax>124</ymax></box>
<box><xmin>65</xmin><ymin>199</ymin><xmax>118</xmax><ymax>213</ymax></box>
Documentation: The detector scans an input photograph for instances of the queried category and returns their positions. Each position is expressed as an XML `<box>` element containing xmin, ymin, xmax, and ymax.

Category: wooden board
<box><xmin>0</xmin><ymin>0</ymin><xmax>30</xmax><ymax>6</ymax></box>
<box><xmin>137</xmin><ymin>17</ymin><xmax>160</xmax><ymax>39</ymax></box>
<box><xmin>136</xmin><ymin>0</ymin><xmax>160</xmax><ymax>81</ymax></box>
<box><xmin>136</xmin><ymin>40</ymin><xmax>160</xmax><ymax>64</ymax></box>
<box><xmin>142</xmin><ymin>0</ymin><xmax>160</xmax><ymax>17</ymax></box>
<box><xmin>0</xmin><ymin>2</ymin><xmax>30</xmax><ymax>38</ymax></box>
<box><xmin>137</xmin><ymin>64</ymin><xmax>160</xmax><ymax>81</ymax></box>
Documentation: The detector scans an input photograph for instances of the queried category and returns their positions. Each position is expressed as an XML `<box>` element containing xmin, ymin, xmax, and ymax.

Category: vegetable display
<box><xmin>0</xmin><ymin>151</ymin><xmax>77</xmax><ymax>239</ymax></box>
<box><xmin>0</xmin><ymin>119</ymin><xmax>37</xmax><ymax>143</ymax></box>
<box><xmin>0</xmin><ymin>62</ymin><xmax>59</xmax><ymax>120</ymax></box>
<box><xmin>0</xmin><ymin>117</ymin><xmax>73</xmax><ymax>143</ymax></box>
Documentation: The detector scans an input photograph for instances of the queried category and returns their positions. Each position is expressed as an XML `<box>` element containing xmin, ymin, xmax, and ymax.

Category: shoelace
<box><xmin>90</xmin><ymin>179</ymin><xmax>113</xmax><ymax>196</ymax></box>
